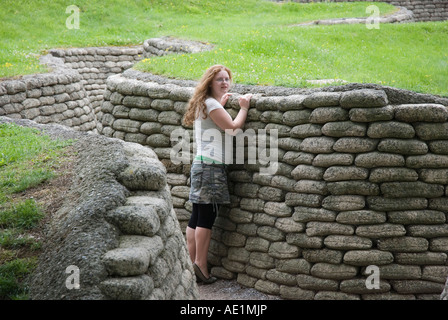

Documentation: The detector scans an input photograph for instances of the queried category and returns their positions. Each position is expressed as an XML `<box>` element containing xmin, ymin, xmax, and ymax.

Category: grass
<box><xmin>134</xmin><ymin>5</ymin><xmax>448</xmax><ymax>96</ymax></box>
<box><xmin>0</xmin><ymin>124</ymin><xmax>72</xmax><ymax>197</ymax></box>
<box><xmin>137</xmin><ymin>22</ymin><xmax>448</xmax><ymax>95</ymax></box>
<box><xmin>2</xmin><ymin>0</ymin><xmax>447</xmax><ymax>96</ymax></box>
<box><xmin>0</xmin><ymin>123</ymin><xmax>74</xmax><ymax>300</ymax></box>
<box><xmin>0</xmin><ymin>258</ymin><xmax>38</xmax><ymax>300</ymax></box>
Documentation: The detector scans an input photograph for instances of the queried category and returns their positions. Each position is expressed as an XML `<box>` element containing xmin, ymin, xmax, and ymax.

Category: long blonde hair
<box><xmin>183</xmin><ymin>65</ymin><xmax>232</xmax><ymax>126</ymax></box>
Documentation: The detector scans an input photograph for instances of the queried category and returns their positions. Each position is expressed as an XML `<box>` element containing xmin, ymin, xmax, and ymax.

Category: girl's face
<box><xmin>210</xmin><ymin>70</ymin><xmax>231</xmax><ymax>100</ymax></box>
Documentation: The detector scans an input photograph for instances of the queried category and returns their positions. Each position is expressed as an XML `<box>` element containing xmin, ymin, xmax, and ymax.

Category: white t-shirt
<box><xmin>194</xmin><ymin>97</ymin><xmax>232</xmax><ymax>164</ymax></box>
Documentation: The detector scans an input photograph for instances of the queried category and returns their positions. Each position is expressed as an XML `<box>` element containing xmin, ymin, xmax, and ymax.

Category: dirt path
<box><xmin>198</xmin><ymin>279</ymin><xmax>281</xmax><ymax>300</ymax></box>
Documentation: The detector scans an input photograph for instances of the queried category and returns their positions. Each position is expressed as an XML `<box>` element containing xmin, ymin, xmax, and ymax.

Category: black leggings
<box><xmin>188</xmin><ymin>203</ymin><xmax>219</xmax><ymax>230</ymax></box>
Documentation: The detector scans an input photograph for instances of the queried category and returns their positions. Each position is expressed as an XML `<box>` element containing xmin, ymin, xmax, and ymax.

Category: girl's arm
<box><xmin>209</xmin><ymin>94</ymin><xmax>252</xmax><ymax>133</ymax></box>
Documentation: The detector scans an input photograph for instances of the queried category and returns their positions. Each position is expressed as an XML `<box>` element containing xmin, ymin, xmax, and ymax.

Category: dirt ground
<box><xmin>198</xmin><ymin>279</ymin><xmax>282</xmax><ymax>300</ymax></box>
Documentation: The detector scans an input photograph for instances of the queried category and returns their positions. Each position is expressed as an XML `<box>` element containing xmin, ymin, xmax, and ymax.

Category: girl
<box><xmin>183</xmin><ymin>65</ymin><xmax>252</xmax><ymax>283</ymax></box>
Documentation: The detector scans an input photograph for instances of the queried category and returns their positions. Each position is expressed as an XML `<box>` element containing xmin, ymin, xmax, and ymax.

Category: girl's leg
<box><xmin>186</xmin><ymin>226</ymin><xmax>196</xmax><ymax>263</ymax></box>
<box><xmin>194</xmin><ymin>227</ymin><xmax>213</xmax><ymax>278</ymax></box>
<box><xmin>191</xmin><ymin>203</ymin><xmax>218</xmax><ymax>278</ymax></box>
<box><xmin>186</xmin><ymin>204</ymin><xmax>199</xmax><ymax>263</ymax></box>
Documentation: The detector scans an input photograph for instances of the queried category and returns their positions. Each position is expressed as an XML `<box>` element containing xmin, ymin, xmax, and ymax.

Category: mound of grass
<box><xmin>0</xmin><ymin>123</ymin><xmax>74</xmax><ymax>299</ymax></box>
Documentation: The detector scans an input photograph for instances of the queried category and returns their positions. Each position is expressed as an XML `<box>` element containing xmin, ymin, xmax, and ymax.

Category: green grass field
<box><xmin>1</xmin><ymin>0</ymin><xmax>446</xmax><ymax>96</ymax></box>
<box><xmin>0</xmin><ymin>123</ymin><xmax>73</xmax><ymax>299</ymax></box>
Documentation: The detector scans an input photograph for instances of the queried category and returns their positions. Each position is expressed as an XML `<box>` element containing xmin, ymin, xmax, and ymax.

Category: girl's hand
<box><xmin>239</xmin><ymin>94</ymin><xmax>252</xmax><ymax>109</ymax></box>
<box><xmin>220</xmin><ymin>93</ymin><xmax>232</xmax><ymax>106</ymax></box>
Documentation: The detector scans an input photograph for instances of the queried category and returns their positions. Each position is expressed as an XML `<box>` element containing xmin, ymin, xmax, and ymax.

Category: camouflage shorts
<box><xmin>189</xmin><ymin>162</ymin><xmax>230</xmax><ymax>205</ymax></box>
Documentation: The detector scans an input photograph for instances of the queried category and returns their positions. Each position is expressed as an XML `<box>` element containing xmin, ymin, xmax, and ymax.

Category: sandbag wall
<box><xmin>0</xmin><ymin>55</ymin><xmax>97</xmax><ymax>132</ymax></box>
<box><xmin>99</xmin><ymin>70</ymin><xmax>448</xmax><ymax>300</ymax></box>
<box><xmin>0</xmin><ymin>38</ymin><xmax>209</xmax><ymax>132</ymax></box>
<box><xmin>49</xmin><ymin>46</ymin><xmax>143</xmax><ymax>118</ymax></box>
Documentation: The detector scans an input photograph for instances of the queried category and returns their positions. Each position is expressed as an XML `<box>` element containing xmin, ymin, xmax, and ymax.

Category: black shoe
<box><xmin>193</xmin><ymin>263</ymin><xmax>217</xmax><ymax>284</ymax></box>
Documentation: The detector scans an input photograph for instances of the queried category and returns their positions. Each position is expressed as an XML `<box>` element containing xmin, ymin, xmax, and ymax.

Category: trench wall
<box><xmin>0</xmin><ymin>55</ymin><xmax>98</xmax><ymax>132</ymax></box>
<box><xmin>98</xmin><ymin>69</ymin><xmax>448</xmax><ymax>300</ymax></box>
<box><xmin>48</xmin><ymin>45</ymin><xmax>143</xmax><ymax>117</ymax></box>
<box><xmin>0</xmin><ymin>37</ymin><xmax>203</xmax><ymax>133</ymax></box>
<box><xmin>0</xmin><ymin>44</ymin><xmax>141</xmax><ymax>133</ymax></box>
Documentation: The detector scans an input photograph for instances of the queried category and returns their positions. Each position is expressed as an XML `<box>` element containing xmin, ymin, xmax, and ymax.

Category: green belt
<box><xmin>194</xmin><ymin>155</ymin><xmax>223</xmax><ymax>165</ymax></box>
